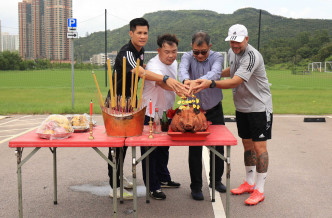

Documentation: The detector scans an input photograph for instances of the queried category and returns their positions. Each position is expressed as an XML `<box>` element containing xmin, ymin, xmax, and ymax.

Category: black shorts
<box><xmin>236</xmin><ymin>111</ymin><xmax>273</xmax><ymax>141</ymax></box>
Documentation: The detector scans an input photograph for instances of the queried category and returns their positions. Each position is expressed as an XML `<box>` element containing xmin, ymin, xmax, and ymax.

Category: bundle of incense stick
<box><xmin>92</xmin><ymin>57</ymin><xmax>147</xmax><ymax>117</ymax></box>
<box><xmin>104</xmin><ymin>96</ymin><xmax>148</xmax><ymax>116</ymax></box>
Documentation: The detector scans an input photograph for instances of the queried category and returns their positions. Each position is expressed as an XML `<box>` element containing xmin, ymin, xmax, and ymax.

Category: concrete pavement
<box><xmin>0</xmin><ymin>114</ymin><xmax>331</xmax><ymax>218</ymax></box>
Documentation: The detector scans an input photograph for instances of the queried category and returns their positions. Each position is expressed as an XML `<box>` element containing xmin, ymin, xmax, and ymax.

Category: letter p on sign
<box><xmin>67</xmin><ymin>18</ymin><xmax>77</xmax><ymax>28</ymax></box>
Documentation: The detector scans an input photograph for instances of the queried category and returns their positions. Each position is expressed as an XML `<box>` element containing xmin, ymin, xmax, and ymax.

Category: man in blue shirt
<box><xmin>178</xmin><ymin>31</ymin><xmax>226</xmax><ymax>200</ymax></box>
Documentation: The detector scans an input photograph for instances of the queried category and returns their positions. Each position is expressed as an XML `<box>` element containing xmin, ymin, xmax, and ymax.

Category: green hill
<box><xmin>74</xmin><ymin>8</ymin><xmax>332</xmax><ymax>66</ymax></box>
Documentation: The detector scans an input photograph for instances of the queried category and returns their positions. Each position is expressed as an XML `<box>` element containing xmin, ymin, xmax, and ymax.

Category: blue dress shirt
<box><xmin>178</xmin><ymin>50</ymin><xmax>224</xmax><ymax>111</ymax></box>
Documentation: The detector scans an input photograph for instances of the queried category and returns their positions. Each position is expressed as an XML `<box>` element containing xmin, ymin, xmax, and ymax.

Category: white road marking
<box><xmin>203</xmin><ymin>146</ymin><xmax>226</xmax><ymax>218</ymax></box>
<box><xmin>0</xmin><ymin>126</ymin><xmax>37</xmax><ymax>144</ymax></box>
<box><xmin>0</xmin><ymin>122</ymin><xmax>42</xmax><ymax>127</ymax></box>
<box><xmin>0</xmin><ymin>115</ymin><xmax>10</xmax><ymax>120</ymax></box>
<box><xmin>274</xmin><ymin>115</ymin><xmax>329</xmax><ymax>118</ymax></box>
<box><xmin>0</xmin><ymin>135</ymin><xmax>14</xmax><ymax>138</ymax></box>
<box><xmin>0</xmin><ymin>115</ymin><xmax>32</xmax><ymax>126</ymax></box>
<box><xmin>0</xmin><ymin>128</ymin><xmax>33</xmax><ymax>132</ymax></box>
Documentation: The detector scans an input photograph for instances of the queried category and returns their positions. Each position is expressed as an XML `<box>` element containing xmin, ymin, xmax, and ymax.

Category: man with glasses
<box><xmin>178</xmin><ymin>31</ymin><xmax>226</xmax><ymax>201</ymax></box>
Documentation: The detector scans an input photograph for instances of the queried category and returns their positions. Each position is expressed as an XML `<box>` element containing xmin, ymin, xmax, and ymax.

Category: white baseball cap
<box><xmin>225</xmin><ymin>24</ymin><xmax>248</xmax><ymax>42</ymax></box>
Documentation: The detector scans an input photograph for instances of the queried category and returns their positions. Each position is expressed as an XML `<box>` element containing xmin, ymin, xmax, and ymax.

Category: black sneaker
<box><xmin>209</xmin><ymin>182</ymin><xmax>226</xmax><ymax>193</ymax></box>
<box><xmin>160</xmin><ymin>181</ymin><xmax>181</xmax><ymax>188</ymax></box>
<box><xmin>150</xmin><ymin>189</ymin><xmax>166</xmax><ymax>200</ymax></box>
<box><xmin>191</xmin><ymin>190</ymin><xmax>204</xmax><ymax>201</ymax></box>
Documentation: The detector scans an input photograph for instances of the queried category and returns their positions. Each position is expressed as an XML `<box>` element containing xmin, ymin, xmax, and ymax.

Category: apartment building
<box><xmin>18</xmin><ymin>0</ymin><xmax>72</xmax><ymax>61</ymax></box>
<box><xmin>90</xmin><ymin>52</ymin><xmax>117</xmax><ymax>66</ymax></box>
<box><xmin>2</xmin><ymin>32</ymin><xmax>19</xmax><ymax>52</ymax></box>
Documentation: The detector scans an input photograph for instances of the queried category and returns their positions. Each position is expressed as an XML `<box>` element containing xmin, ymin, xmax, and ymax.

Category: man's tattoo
<box><xmin>257</xmin><ymin>152</ymin><xmax>269</xmax><ymax>173</ymax></box>
<box><xmin>244</xmin><ymin>150</ymin><xmax>256</xmax><ymax>166</ymax></box>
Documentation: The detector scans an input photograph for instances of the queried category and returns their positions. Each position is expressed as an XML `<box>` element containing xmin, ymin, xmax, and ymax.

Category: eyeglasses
<box><xmin>193</xmin><ymin>50</ymin><xmax>209</xmax><ymax>56</ymax></box>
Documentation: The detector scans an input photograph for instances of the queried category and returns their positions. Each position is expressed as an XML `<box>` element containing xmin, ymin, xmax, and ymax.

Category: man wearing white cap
<box><xmin>193</xmin><ymin>24</ymin><xmax>273</xmax><ymax>206</ymax></box>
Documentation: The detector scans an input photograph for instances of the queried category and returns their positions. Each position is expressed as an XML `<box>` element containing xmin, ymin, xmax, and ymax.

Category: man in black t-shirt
<box><xmin>107</xmin><ymin>18</ymin><xmax>187</xmax><ymax>199</ymax></box>
<box><xmin>107</xmin><ymin>18</ymin><xmax>149</xmax><ymax>200</ymax></box>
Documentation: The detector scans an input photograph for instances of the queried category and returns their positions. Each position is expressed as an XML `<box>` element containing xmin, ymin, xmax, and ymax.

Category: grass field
<box><xmin>0</xmin><ymin>69</ymin><xmax>331</xmax><ymax>115</ymax></box>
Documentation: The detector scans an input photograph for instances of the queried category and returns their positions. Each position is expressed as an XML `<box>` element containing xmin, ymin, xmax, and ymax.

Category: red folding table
<box><xmin>9</xmin><ymin>125</ymin><xmax>125</xmax><ymax>218</ymax></box>
<box><xmin>125</xmin><ymin>125</ymin><xmax>237</xmax><ymax>218</ymax></box>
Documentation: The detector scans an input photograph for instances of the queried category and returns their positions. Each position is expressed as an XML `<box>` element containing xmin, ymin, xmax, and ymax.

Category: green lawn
<box><xmin>0</xmin><ymin>69</ymin><xmax>331</xmax><ymax>115</ymax></box>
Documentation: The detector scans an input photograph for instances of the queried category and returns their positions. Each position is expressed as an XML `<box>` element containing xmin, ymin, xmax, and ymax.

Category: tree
<box><xmin>314</xmin><ymin>42</ymin><xmax>332</xmax><ymax>61</ymax></box>
<box><xmin>296</xmin><ymin>32</ymin><xmax>310</xmax><ymax>45</ymax></box>
<box><xmin>297</xmin><ymin>45</ymin><xmax>312</xmax><ymax>59</ymax></box>
<box><xmin>0</xmin><ymin>51</ymin><xmax>22</xmax><ymax>70</ymax></box>
<box><xmin>35</xmin><ymin>59</ymin><xmax>51</xmax><ymax>69</ymax></box>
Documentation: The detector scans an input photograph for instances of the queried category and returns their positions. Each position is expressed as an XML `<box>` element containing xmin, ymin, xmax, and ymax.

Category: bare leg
<box><xmin>242</xmin><ymin>139</ymin><xmax>256</xmax><ymax>185</ymax></box>
<box><xmin>253</xmin><ymin>141</ymin><xmax>268</xmax><ymax>173</ymax></box>
<box><xmin>253</xmin><ymin>141</ymin><xmax>268</xmax><ymax>193</ymax></box>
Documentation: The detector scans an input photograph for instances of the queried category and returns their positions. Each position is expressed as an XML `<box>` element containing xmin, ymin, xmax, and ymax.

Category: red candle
<box><xmin>90</xmin><ymin>100</ymin><xmax>93</xmax><ymax>116</ymax></box>
<box><xmin>149</xmin><ymin>99</ymin><xmax>152</xmax><ymax>115</ymax></box>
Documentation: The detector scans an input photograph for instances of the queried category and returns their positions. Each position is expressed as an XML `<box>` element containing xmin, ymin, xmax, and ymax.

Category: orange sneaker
<box><xmin>245</xmin><ymin>189</ymin><xmax>265</xmax><ymax>206</ymax></box>
<box><xmin>231</xmin><ymin>181</ymin><xmax>255</xmax><ymax>195</ymax></box>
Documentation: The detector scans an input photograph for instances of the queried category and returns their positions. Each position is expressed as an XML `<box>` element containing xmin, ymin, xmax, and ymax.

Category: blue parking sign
<box><xmin>67</xmin><ymin>18</ymin><xmax>77</xmax><ymax>27</ymax></box>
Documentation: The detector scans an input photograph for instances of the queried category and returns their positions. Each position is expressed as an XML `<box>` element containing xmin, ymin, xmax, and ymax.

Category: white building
<box><xmin>90</xmin><ymin>51</ymin><xmax>117</xmax><ymax>65</ymax></box>
<box><xmin>2</xmin><ymin>32</ymin><xmax>19</xmax><ymax>52</ymax></box>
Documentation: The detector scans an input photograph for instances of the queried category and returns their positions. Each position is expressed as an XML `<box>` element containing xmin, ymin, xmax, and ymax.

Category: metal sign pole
<box><xmin>67</xmin><ymin>18</ymin><xmax>77</xmax><ymax>109</ymax></box>
<box><xmin>71</xmin><ymin>38</ymin><xmax>74</xmax><ymax>109</ymax></box>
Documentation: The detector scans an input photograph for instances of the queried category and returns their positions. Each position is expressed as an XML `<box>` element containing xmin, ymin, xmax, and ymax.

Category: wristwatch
<box><xmin>182</xmin><ymin>79</ymin><xmax>189</xmax><ymax>84</ymax></box>
<box><xmin>163</xmin><ymin>75</ymin><xmax>170</xmax><ymax>83</ymax></box>
<box><xmin>209</xmin><ymin>80</ymin><xmax>216</xmax><ymax>88</ymax></box>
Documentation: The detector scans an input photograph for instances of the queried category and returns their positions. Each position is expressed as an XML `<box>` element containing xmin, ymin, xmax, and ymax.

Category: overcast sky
<box><xmin>1</xmin><ymin>0</ymin><xmax>331</xmax><ymax>37</ymax></box>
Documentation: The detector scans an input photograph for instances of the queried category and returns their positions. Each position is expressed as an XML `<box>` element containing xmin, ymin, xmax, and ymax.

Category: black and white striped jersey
<box><xmin>111</xmin><ymin>40</ymin><xmax>145</xmax><ymax>98</ymax></box>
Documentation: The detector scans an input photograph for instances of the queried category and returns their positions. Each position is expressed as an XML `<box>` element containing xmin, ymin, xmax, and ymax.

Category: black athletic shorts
<box><xmin>236</xmin><ymin>111</ymin><xmax>273</xmax><ymax>141</ymax></box>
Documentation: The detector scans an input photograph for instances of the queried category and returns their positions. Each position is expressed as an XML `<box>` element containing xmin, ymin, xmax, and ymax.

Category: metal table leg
<box><xmin>131</xmin><ymin>146</ymin><xmax>156</xmax><ymax>218</ymax></box>
<box><xmin>92</xmin><ymin>147</ymin><xmax>117</xmax><ymax>218</ymax></box>
<box><xmin>145</xmin><ymin>147</ymin><xmax>150</xmax><ymax>203</ymax></box>
<box><xmin>226</xmin><ymin>146</ymin><xmax>231</xmax><ymax>218</ymax></box>
<box><xmin>119</xmin><ymin>148</ymin><xmax>124</xmax><ymax>204</ymax></box>
<box><xmin>112</xmin><ymin>149</ymin><xmax>117</xmax><ymax>217</ymax></box>
<box><xmin>50</xmin><ymin>148</ymin><xmax>58</xmax><ymax>205</ymax></box>
<box><xmin>132</xmin><ymin>146</ymin><xmax>137</xmax><ymax>218</ymax></box>
<box><xmin>16</xmin><ymin>148</ymin><xmax>23</xmax><ymax>218</ymax></box>
<box><xmin>212</xmin><ymin>146</ymin><xmax>216</xmax><ymax>202</ymax></box>
<box><xmin>16</xmin><ymin>147</ymin><xmax>40</xmax><ymax>218</ymax></box>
